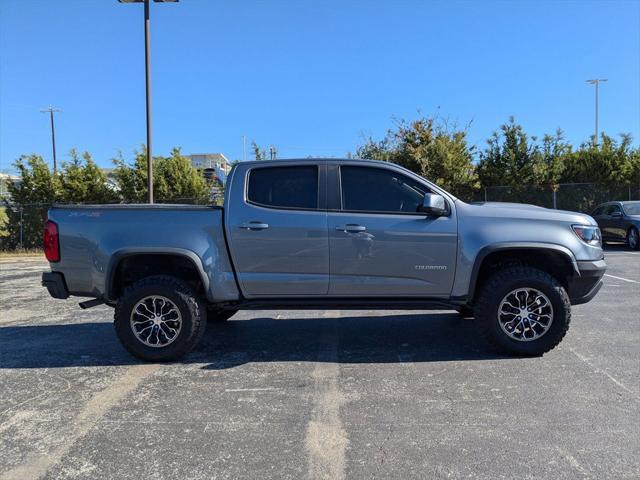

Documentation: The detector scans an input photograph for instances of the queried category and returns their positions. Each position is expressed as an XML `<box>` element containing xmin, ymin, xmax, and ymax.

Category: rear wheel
<box><xmin>114</xmin><ymin>275</ymin><xmax>206</xmax><ymax>361</ymax></box>
<box><xmin>475</xmin><ymin>266</ymin><xmax>571</xmax><ymax>356</ymax></box>
<box><xmin>627</xmin><ymin>227</ymin><xmax>639</xmax><ymax>250</ymax></box>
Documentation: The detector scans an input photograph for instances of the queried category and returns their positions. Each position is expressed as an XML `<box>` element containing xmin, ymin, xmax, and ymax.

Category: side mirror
<box><xmin>419</xmin><ymin>193</ymin><xmax>447</xmax><ymax>217</ymax></box>
<box><xmin>611</xmin><ymin>211</ymin><xmax>623</xmax><ymax>218</ymax></box>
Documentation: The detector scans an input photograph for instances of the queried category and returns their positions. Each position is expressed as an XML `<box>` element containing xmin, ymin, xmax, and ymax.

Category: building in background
<box><xmin>189</xmin><ymin>153</ymin><xmax>231</xmax><ymax>184</ymax></box>
<box><xmin>0</xmin><ymin>172</ymin><xmax>20</xmax><ymax>200</ymax></box>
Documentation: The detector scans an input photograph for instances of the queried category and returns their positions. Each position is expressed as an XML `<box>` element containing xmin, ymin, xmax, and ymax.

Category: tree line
<box><xmin>356</xmin><ymin>116</ymin><xmax>640</xmax><ymax>204</ymax></box>
<box><xmin>2</xmin><ymin>115</ymin><xmax>639</xmax><ymax>250</ymax></box>
<box><xmin>1</xmin><ymin>147</ymin><xmax>219</xmax><ymax>249</ymax></box>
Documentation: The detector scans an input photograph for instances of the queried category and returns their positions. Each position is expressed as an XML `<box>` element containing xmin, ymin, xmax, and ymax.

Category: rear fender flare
<box><xmin>105</xmin><ymin>247</ymin><xmax>211</xmax><ymax>302</ymax></box>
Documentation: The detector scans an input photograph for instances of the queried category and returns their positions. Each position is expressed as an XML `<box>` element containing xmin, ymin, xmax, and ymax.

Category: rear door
<box><xmin>226</xmin><ymin>163</ymin><xmax>329</xmax><ymax>297</ymax></box>
<box><xmin>327</xmin><ymin>164</ymin><xmax>457</xmax><ymax>297</ymax></box>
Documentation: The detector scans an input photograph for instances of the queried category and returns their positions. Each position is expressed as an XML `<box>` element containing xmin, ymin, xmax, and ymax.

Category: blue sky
<box><xmin>1</xmin><ymin>0</ymin><xmax>639</xmax><ymax>173</ymax></box>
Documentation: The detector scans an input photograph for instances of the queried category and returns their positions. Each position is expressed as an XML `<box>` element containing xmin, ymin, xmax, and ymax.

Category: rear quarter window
<box><xmin>247</xmin><ymin>166</ymin><xmax>318</xmax><ymax>210</ymax></box>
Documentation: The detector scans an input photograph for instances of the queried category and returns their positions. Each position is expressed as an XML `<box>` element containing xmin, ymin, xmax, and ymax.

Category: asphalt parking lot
<box><xmin>1</xmin><ymin>247</ymin><xmax>639</xmax><ymax>480</ymax></box>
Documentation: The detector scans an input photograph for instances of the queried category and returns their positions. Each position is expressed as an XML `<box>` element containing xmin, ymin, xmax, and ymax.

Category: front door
<box><xmin>327</xmin><ymin>164</ymin><xmax>457</xmax><ymax>297</ymax></box>
<box><xmin>226</xmin><ymin>164</ymin><xmax>329</xmax><ymax>297</ymax></box>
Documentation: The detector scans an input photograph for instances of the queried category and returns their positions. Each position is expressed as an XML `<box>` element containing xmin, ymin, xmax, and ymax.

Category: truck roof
<box><xmin>233</xmin><ymin>157</ymin><xmax>387</xmax><ymax>166</ymax></box>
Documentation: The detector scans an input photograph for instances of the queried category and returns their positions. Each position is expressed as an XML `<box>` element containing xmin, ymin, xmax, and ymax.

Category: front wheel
<box><xmin>114</xmin><ymin>275</ymin><xmax>206</xmax><ymax>361</ymax></box>
<box><xmin>474</xmin><ymin>266</ymin><xmax>571</xmax><ymax>356</ymax></box>
<box><xmin>627</xmin><ymin>227</ymin><xmax>639</xmax><ymax>250</ymax></box>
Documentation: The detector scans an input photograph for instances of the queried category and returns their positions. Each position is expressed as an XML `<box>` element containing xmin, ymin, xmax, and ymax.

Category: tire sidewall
<box><xmin>115</xmin><ymin>280</ymin><xmax>202</xmax><ymax>361</ymax></box>
<box><xmin>628</xmin><ymin>227</ymin><xmax>640</xmax><ymax>250</ymax></box>
<box><xmin>482</xmin><ymin>273</ymin><xmax>569</xmax><ymax>356</ymax></box>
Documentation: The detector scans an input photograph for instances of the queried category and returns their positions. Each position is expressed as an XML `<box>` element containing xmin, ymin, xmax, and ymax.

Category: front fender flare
<box><xmin>466</xmin><ymin>242</ymin><xmax>579</xmax><ymax>303</ymax></box>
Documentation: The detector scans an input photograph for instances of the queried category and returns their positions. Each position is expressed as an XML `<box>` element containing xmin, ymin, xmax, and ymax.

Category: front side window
<box><xmin>247</xmin><ymin>166</ymin><xmax>318</xmax><ymax>209</ymax></box>
<box><xmin>606</xmin><ymin>204</ymin><xmax>622</xmax><ymax>216</ymax></box>
<box><xmin>340</xmin><ymin>166</ymin><xmax>430</xmax><ymax>213</ymax></box>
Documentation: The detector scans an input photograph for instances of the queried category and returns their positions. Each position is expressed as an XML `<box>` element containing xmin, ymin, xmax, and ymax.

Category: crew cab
<box><xmin>42</xmin><ymin>159</ymin><xmax>606</xmax><ymax>361</ymax></box>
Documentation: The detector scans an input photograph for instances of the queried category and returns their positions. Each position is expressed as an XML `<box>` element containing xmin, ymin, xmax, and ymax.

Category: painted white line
<box><xmin>224</xmin><ymin>387</ymin><xmax>280</xmax><ymax>393</ymax></box>
<box><xmin>569</xmin><ymin>348</ymin><xmax>637</xmax><ymax>398</ymax></box>
<box><xmin>1</xmin><ymin>364</ymin><xmax>158</xmax><ymax>480</ymax></box>
<box><xmin>604</xmin><ymin>274</ymin><xmax>640</xmax><ymax>284</ymax></box>
<box><xmin>305</xmin><ymin>311</ymin><xmax>348</xmax><ymax>480</ymax></box>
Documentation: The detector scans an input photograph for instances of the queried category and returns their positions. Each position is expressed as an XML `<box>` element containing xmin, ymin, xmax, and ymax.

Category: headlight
<box><xmin>572</xmin><ymin>224</ymin><xmax>601</xmax><ymax>246</ymax></box>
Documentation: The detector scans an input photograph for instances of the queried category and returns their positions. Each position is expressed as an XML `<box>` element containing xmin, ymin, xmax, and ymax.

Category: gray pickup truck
<box><xmin>42</xmin><ymin>158</ymin><xmax>606</xmax><ymax>361</ymax></box>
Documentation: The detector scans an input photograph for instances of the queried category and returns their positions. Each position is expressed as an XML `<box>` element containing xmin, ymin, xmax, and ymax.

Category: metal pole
<box><xmin>243</xmin><ymin>135</ymin><xmax>247</xmax><ymax>161</ymax></box>
<box><xmin>484</xmin><ymin>187</ymin><xmax>487</xmax><ymax>202</ymax></box>
<box><xmin>552</xmin><ymin>190</ymin><xmax>557</xmax><ymax>209</ymax></box>
<box><xmin>144</xmin><ymin>0</ymin><xmax>153</xmax><ymax>203</ymax></box>
<box><xmin>19</xmin><ymin>207</ymin><xmax>23</xmax><ymax>248</ymax></box>
<box><xmin>49</xmin><ymin>111</ymin><xmax>57</xmax><ymax>174</ymax></box>
<box><xmin>587</xmin><ymin>79</ymin><xmax>607</xmax><ymax>146</ymax></box>
<box><xmin>594</xmin><ymin>81</ymin><xmax>598</xmax><ymax>145</ymax></box>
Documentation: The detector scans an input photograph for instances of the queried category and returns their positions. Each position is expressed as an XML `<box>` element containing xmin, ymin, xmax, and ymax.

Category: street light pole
<box><xmin>586</xmin><ymin>79</ymin><xmax>607</xmax><ymax>146</ymax></box>
<box><xmin>40</xmin><ymin>106</ymin><xmax>61</xmax><ymax>174</ymax></box>
<box><xmin>119</xmin><ymin>0</ymin><xmax>178</xmax><ymax>204</ymax></box>
<box><xmin>144</xmin><ymin>0</ymin><xmax>153</xmax><ymax>204</ymax></box>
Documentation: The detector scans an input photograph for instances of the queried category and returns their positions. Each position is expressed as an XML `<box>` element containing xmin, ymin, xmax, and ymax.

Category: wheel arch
<box><xmin>467</xmin><ymin>243</ymin><xmax>579</xmax><ymax>304</ymax></box>
<box><xmin>105</xmin><ymin>248</ymin><xmax>211</xmax><ymax>303</ymax></box>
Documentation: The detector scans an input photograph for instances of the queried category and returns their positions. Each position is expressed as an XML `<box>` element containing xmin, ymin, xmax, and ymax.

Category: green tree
<box><xmin>154</xmin><ymin>148</ymin><xmax>211</xmax><ymax>203</ymax></box>
<box><xmin>59</xmin><ymin>149</ymin><xmax>117</xmax><ymax>203</ymax></box>
<box><xmin>477</xmin><ymin>117</ymin><xmax>540</xmax><ymax>188</ymax></box>
<box><xmin>534</xmin><ymin>129</ymin><xmax>571</xmax><ymax>187</ymax></box>
<box><xmin>113</xmin><ymin>147</ymin><xmax>211</xmax><ymax>204</ymax></box>
<box><xmin>356</xmin><ymin>116</ymin><xmax>479</xmax><ymax>200</ymax></box>
<box><xmin>2</xmin><ymin>154</ymin><xmax>59</xmax><ymax>249</ymax></box>
<box><xmin>252</xmin><ymin>141</ymin><xmax>267</xmax><ymax>161</ymax></box>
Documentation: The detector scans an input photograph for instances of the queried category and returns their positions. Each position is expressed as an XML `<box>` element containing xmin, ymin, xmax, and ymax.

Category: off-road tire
<box><xmin>207</xmin><ymin>307</ymin><xmax>238</xmax><ymax>323</ymax></box>
<box><xmin>114</xmin><ymin>275</ymin><xmax>206</xmax><ymax>361</ymax></box>
<box><xmin>475</xmin><ymin>266</ymin><xmax>571</xmax><ymax>356</ymax></box>
<box><xmin>627</xmin><ymin>227</ymin><xmax>640</xmax><ymax>251</ymax></box>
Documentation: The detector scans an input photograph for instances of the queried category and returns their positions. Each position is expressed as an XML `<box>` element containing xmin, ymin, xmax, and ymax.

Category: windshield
<box><xmin>623</xmin><ymin>202</ymin><xmax>640</xmax><ymax>215</ymax></box>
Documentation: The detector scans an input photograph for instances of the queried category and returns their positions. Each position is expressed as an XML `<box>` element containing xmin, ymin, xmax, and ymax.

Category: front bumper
<box><xmin>42</xmin><ymin>272</ymin><xmax>70</xmax><ymax>299</ymax></box>
<box><xmin>567</xmin><ymin>259</ymin><xmax>606</xmax><ymax>305</ymax></box>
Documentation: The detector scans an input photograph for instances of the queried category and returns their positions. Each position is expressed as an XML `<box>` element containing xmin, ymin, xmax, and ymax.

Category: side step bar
<box><xmin>222</xmin><ymin>298</ymin><xmax>460</xmax><ymax>311</ymax></box>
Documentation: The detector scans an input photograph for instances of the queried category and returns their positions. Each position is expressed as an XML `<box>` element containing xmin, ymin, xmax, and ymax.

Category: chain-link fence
<box><xmin>480</xmin><ymin>182</ymin><xmax>640</xmax><ymax>213</ymax></box>
<box><xmin>2</xmin><ymin>183</ymin><xmax>639</xmax><ymax>252</ymax></box>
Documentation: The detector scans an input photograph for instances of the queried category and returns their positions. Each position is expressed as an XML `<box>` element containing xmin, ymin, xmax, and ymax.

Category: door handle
<box><xmin>240</xmin><ymin>222</ymin><xmax>269</xmax><ymax>230</ymax></box>
<box><xmin>336</xmin><ymin>224</ymin><xmax>366</xmax><ymax>233</ymax></box>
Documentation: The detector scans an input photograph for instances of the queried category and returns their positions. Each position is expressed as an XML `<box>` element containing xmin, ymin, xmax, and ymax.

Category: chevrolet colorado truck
<box><xmin>42</xmin><ymin>158</ymin><xmax>606</xmax><ymax>361</ymax></box>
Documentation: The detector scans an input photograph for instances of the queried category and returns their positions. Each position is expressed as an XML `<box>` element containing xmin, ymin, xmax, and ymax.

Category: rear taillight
<box><xmin>43</xmin><ymin>220</ymin><xmax>60</xmax><ymax>262</ymax></box>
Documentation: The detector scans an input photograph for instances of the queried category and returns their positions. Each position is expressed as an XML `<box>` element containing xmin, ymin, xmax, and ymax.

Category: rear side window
<box><xmin>247</xmin><ymin>166</ymin><xmax>318</xmax><ymax>210</ymax></box>
<box><xmin>340</xmin><ymin>166</ymin><xmax>430</xmax><ymax>213</ymax></box>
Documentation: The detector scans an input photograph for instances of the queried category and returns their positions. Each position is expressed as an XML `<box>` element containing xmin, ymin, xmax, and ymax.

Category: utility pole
<box><xmin>586</xmin><ymin>79</ymin><xmax>607</xmax><ymax>146</ymax></box>
<box><xmin>118</xmin><ymin>0</ymin><xmax>178</xmax><ymax>203</ymax></box>
<box><xmin>40</xmin><ymin>106</ymin><xmax>61</xmax><ymax>174</ymax></box>
<box><xmin>243</xmin><ymin>135</ymin><xmax>247</xmax><ymax>161</ymax></box>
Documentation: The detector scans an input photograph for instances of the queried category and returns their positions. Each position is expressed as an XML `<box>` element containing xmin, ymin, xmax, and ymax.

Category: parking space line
<box><xmin>604</xmin><ymin>274</ymin><xmax>640</xmax><ymax>284</ymax></box>
<box><xmin>0</xmin><ymin>364</ymin><xmax>158</xmax><ymax>480</ymax></box>
<box><xmin>305</xmin><ymin>312</ymin><xmax>348</xmax><ymax>480</ymax></box>
<box><xmin>568</xmin><ymin>348</ymin><xmax>637</xmax><ymax>398</ymax></box>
